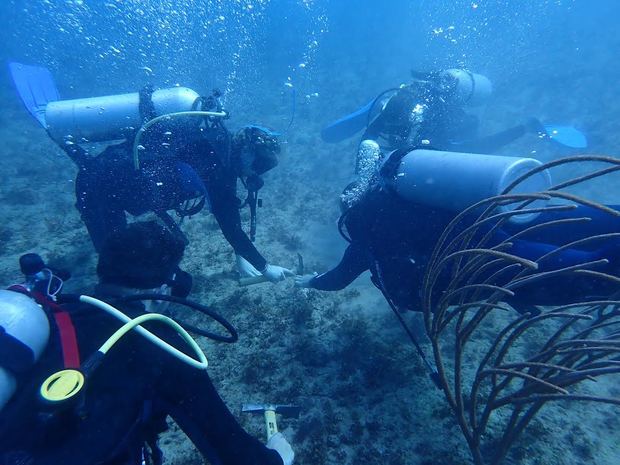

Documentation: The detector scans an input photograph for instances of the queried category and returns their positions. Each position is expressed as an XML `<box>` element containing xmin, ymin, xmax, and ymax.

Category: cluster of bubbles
<box><xmin>417</xmin><ymin>0</ymin><xmax>575</xmax><ymax>71</ymax></box>
<box><xmin>13</xmin><ymin>1</ymin><xmax>265</xmax><ymax>87</ymax></box>
<box><xmin>7</xmin><ymin>0</ymin><xmax>327</xmax><ymax>118</ymax></box>
<box><xmin>282</xmin><ymin>0</ymin><xmax>328</xmax><ymax>105</ymax></box>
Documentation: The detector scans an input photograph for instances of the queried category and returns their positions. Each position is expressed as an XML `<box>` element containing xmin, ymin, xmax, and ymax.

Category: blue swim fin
<box><xmin>8</xmin><ymin>62</ymin><xmax>59</xmax><ymax>128</ymax></box>
<box><xmin>321</xmin><ymin>99</ymin><xmax>374</xmax><ymax>143</ymax></box>
<box><xmin>543</xmin><ymin>124</ymin><xmax>587</xmax><ymax>149</ymax></box>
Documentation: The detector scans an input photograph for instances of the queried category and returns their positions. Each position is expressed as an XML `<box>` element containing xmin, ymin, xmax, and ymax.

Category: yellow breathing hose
<box><xmin>98</xmin><ymin>313</ymin><xmax>208</xmax><ymax>370</ymax></box>
<box><xmin>40</xmin><ymin>295</ymin><xmax>209</xmax><ymax>403</ymax></box>
<box><xmin>133</xmin><ymin>110</ymin><xmax>228</xmax><ymax>169</ymax></box>
<box><xmin>79</xmin><ymin>295</ymin><xmax>208</xmax><ymax>370</ymax></box>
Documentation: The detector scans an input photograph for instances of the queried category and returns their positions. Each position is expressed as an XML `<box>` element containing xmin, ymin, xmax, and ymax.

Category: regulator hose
<box><xmin>111</xmin><ymin>293</ymin><xmax>238</xmax><ymax>343</ymax></box>
<box><xmin>133</xmin><ymin>110</ymin><xmax>228</xmax><ymax>169</ymax></box>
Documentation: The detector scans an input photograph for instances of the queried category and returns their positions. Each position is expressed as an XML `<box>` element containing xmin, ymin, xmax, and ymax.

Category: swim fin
<box><xmin>8</xmin><ymin>62</ymin><xmax>59</xmax><ymax>128</ymax></box>
<box><xmin>543</xmin><ymin>124</ymin><xmax>587</xmax><ymax>149</ymax></box>
<box><xmin>320</xmin><ymin>99</ymin><xmax>374</xmax><ymax>143</ymax></box>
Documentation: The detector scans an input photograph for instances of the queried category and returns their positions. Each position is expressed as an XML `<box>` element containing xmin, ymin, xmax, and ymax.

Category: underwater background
<box><xmin>0</xmin><ymin>0</ymin><xmax>619</xmax><ymax>464</ymax></box>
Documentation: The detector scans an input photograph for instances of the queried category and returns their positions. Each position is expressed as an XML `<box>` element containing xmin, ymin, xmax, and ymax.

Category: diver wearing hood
<box><xmin>361</xmin><ymin>69</ymin><xmax>543</xmax><ymax>155</ymax></box>
<box><xmin>296</xmin><ymin>149</ymin><xmax>620</xmax><ymax>315</ymax></box>
<box><xmin>58</xmin><ymin>86</ymin><xmax>292</xmax><ymax>284</ymax></box>
<box><xmin>0</xmin><ymin>221</ymin><xmax>294</xmax><ymax>465</ymax></box>
<box><xmin>7</xmin><ymin>64</ymin><xmax>291</xmax><ymax>283</ymax></box>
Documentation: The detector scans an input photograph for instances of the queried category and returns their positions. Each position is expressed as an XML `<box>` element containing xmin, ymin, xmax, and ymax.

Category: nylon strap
<box><xmin>21</xmin><ymin>287</ymin><xmax>81</xmax><ymax>369</ymax></box>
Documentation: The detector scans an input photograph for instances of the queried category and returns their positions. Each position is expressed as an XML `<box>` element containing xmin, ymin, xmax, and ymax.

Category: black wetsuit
<box><xmin>310</xmin><ymin>188</ymin><xmax>620</xmax><ymax>311</ymax></box>
<box><xmin>311</xmin><ymin>189</ymin><xmax>451</xmax><ymax>311</ymax></box>
<box><xmin>72</xmin><ymin>141</ymin><xmax>152</xmax><ymax>250</ymax></box>
<box><xmin>67</xmin><ymin>130</ymin><xmax>267</xmax><ymax>270</ymax></box>
<box><xmin>177</xmin><ymin>136</ymin><xmax>267</xmax><ymax>270</ymax></box>
<box><xmin>363</xmin><ymin>82</ymin><xmax>529</xmax><ymax>153</ymax></box>
<box><xmin>0</xmin><ymin>295</ymin><xmax>282</xmax><ymax>465</ymax></box>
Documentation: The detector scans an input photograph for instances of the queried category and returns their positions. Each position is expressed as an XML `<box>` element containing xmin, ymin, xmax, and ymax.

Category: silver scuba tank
<box><xmin>0</xmin><ymin>290</ymin><xmax>50</xmax><ymax>411</ymax></box>
<box><xmin>45</xmin><ymin>86</ymin><xmax>201</xmax><ymax>143</ymax></box>
<box><xmin>388</xmin><ymin>149</ymin><xmax>552</xmax><ymax>224</ymax></box>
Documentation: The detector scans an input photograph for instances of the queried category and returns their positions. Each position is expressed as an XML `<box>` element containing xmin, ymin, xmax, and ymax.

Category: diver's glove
<box><xmin>261</xmin><ymin>264</ymin><xmax>294</xmax><ymax>283</ymax></box>
<box><xmin>294</xmin><ymin>273</ymin><xmax>318</xmax><ymax>289</ymax></box>
<box><xmin>236</xmin><ymin>255</ymin><xmax>262</xmax><ymax>278</ymax></box>
<box><xmin>266</xmin><ymin>432</ymin><xmax>294</xmax><ymax>465</ymax></box>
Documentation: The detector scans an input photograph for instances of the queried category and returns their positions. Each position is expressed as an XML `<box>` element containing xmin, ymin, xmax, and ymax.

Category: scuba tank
<box><xmin>440</xmin><ymin>69</ymin><xmax>493</xmax><ymax>106</ymax></box>
<box><xmin>0</xmin><ymin>254</ymin><xmax>69</xmax><ymax>412</ymax></box>
<box><xmin>0</xmin><ymin>289</ymin><xmax>51</xmax><ymax>411</ymax></box>
<box><xmin>385</xmin><ymin>149</ymin><xmax>552</xmax><ymax>224</ymax></box>
<box><xmin>45</xmin><ymin>86</ymin><xmax>201</xmax><ymax>143</ymax></box>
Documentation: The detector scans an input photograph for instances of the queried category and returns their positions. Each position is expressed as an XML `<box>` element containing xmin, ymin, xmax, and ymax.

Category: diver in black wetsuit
<box><xmin>63</xmin><ymin>115</ymin><xmax>293</xmax><ymax>283</ymax></box>
<box><xmin>0</xmin><ymin>221</ymin><xmax>294</xmax><ymax>465</ymax></box>
<box><xmin>295</xmin><ymin>164</ymin><xmax>620</xmax><ymax>314</ymax></box>
<box><xmin>361</xmin><ymin>69</ymin><xmax>544</xmax><ymax>155</ymax></box>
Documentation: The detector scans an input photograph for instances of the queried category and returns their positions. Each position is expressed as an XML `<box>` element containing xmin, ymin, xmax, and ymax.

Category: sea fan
<box><xmin>422</xmin><ymin>155</ymin><xmax>620</xmax><ymax>465</ymax></box>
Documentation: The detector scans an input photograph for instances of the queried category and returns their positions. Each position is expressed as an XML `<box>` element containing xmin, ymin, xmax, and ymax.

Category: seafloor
<box><xmin>1</xmin><ymin>48</ymin><xmax>619</xmax><ymax>465</ymax></box>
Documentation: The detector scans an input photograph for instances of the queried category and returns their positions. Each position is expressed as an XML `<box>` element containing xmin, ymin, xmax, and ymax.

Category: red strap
<box><xmin>31</xmin><ymin>291</ymin><xmax>81</xmax><ymax>369</ymax></box>
<box><xmin>7</xmin><ymin>284</ymin><xmax>30</xmax><ymax>295</ymax></box>
<box><xmin>51</xmin><ymin>310</ymin><xmax>81</xmax><ymax>369</ymax></box>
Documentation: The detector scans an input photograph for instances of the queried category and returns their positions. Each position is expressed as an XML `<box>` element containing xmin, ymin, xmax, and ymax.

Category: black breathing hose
<box><xmin>107</xmin><ymin>294</ymin><xmax>238</xmax><ymax>343</ymax></box>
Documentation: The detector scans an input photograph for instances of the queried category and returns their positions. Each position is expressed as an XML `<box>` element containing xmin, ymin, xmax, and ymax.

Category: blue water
<box><xmin>1</xmin><ymin>1</ymin><xmax>620</xmax><ymax>464</ymax></box>
<box><xmin>2</xmin><ymin>0</ymin><xmax>619</xmax><ymax>140</ymax></box>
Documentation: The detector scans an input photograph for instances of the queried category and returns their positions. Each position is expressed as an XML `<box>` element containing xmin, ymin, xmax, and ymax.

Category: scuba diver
<box><xmin>360</xmin><ymin>69</ymin><xmax>544</xmax><ymax>153</ymax></box>
<box><xmin>9</xmin><ymin>63</ymin><xmax>293</xmax><ymax>283</ymax></box>
<box><xmin>295</xmin><ymin>147</ymin><xmax>620</xmax><ymax>315</ymax></box>
<box><xmin>321</xmin><ymin>68</ymin><xmax>548</xmax><ymax>182</ymax></box>
<box><xmin>65</xmin><ymin>118</ymin><xmax>291</xmax><ymax>283</ymax></box>
<box><xmin>322</xmin><ymin>68</ymin><xmax>545</xmax><ymax>153</ymax></box>
<box><xmin>0</xmin><ymin>221</ymin><xmax>295</xmax><ymax>465</ymax></box>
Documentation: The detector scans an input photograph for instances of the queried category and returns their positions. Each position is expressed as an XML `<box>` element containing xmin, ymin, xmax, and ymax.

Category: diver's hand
<box><xmin>236</xmin><ymin>255</ymin><xmax>262</xmax><ymax>278</ymax></box>
<box><xmin>261</xmin><ymin>264</ymin><xmax>294</xmax><ymax>283</ymax></box>
<box><xmin>524</xmin><ymin>117</ymin><xmax>545</xmax><ymax>135</ymax></box>
<box><xmin>294</xmin><ymin>273</ymin><xmax>318</xmax><ymax>289</ymax></box>
<box><xmin>267</xmin><ymin>432</ymin><xmax>294</xmax><ymax>465</ymax></box>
